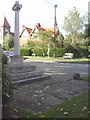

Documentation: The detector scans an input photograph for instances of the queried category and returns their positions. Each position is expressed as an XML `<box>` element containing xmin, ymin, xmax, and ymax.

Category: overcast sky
<box><xmin>0</xmin><ymin>0</ymin><xmax>89</xmax><ymax>35</ymax></box>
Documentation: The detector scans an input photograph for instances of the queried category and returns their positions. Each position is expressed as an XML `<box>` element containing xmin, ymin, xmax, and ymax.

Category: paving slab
<box><xmin>13</xmin><ymin>74</ymin><xmax>88</xmax><ymax>113</ymax></box>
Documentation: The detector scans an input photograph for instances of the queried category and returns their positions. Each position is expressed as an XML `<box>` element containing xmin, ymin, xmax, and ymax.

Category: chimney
<box><xmin>36</xmin><ymin>23</ymin><xmax>41</xmax><ymax>28</ymax></box>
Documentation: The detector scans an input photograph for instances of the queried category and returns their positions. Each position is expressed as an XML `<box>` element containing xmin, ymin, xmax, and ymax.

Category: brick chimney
<box><xmin>35</xmin><ymin>23</ymin><xmax>41</xmax><ymax>28</ymax></box>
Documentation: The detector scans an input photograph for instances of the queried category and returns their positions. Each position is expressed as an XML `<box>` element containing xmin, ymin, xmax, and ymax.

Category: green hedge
<box><xmin>33</xmin><ymin>48</ymin><xmax>43</xmax><ymax>56</ymax></box>
<box><xmin>64</xmin><ymin>46</ymin><xmax>89</xmax><ymax>58</ymax></box>
<box><xmin>9</xmin><ymin>46</ymin><xmax>89</xmax><ymax>58</ymax></box>
<box><xmin>9</xmin><ymin>47</ymin><xmax>32</xmax><ymax>56</ymax></box>
<box><xmin>32</xmin><ymin>47</ymin><xmax>65</xmax><ymax>57</ymax></box>
<box><xmin>20</xmin><ymin>47</ymin><xmax>32</xmax><ymax>56</ymax></box>
<box><xmin>32</xmin><ymin>46</ymin><xmax>89</xmax><ymax>58</ymax></box>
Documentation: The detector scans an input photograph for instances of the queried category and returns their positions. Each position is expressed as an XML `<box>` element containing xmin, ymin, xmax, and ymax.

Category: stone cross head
<box><xmin>12</xmin><ymin>1</ymin><xmax>22</xmax><ymax>11</ymax></box>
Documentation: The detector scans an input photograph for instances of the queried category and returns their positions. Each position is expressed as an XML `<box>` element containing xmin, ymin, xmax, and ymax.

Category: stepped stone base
<box><xmin>10</xmin><ymin>55</ymin><xmax>24</xmax><ymax>64</ymax></box>
<box><xmin>13</xmin><ymin>74</ymin><xmax>50</xmax><ymax>85</ymax></box>
<box><xmin>8</xmin><ymin>62</ymin><xmax>35</xmax><ymax>74</ymax></box>
<box><xmin>7</xmin><ymin>61</ymin><xmax>51</xmax><ymax>85</ymax></box>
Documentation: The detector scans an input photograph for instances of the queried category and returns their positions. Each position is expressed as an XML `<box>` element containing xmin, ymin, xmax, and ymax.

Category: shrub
<box><xmin>2</xmin><ymin>65</ymin><xmax>14</xmax><ymax>106</ymax></box>
<box><xmin>2</xmin><ymin>54</ymin><xmax>14</xmax><ymax>113</ymax></box>
<box><xmin>64</xmin><ymin>46</ymin><xmax>89</xmax><ymax>58</ymax></box>
<box><xmin>2</xmin><ymin>54</ymin><xmax>8</xmax><ymax>64</ymax></box>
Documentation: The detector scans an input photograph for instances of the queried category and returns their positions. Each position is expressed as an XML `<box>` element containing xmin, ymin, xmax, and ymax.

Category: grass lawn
<box><xmin>38</xmin><ymin>92</ymin><xmax>88</xmax><ymax>118</ymax></box>
<box><xmin>24</xmin><ymin>56</ymin><xmax>62</xmax><ymax>61</ymax></box>
<box><xmin>24</xmin><ymin>56</ymin><xmax>89</xmax><ymax>62</ymax></box>
<box><xmin>82</xmin><ymin>76</ymin><xmax>90</xmax><ymax>82</ymax></box>
<box><xmin>9</xmin><ymin>92</ymin><xmax>88</xmax><ymax>118</ymax></box>
<box><xmin>66</xmin><ymin>58</ymin><xmax>90</xmax><ymax>62</ymax></box>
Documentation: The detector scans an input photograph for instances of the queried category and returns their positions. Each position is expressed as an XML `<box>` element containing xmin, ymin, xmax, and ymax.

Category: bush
<box><xmin>64</xmin><ymin>46</ymin><xmax>89</xmax><ymax>58</ymax></box>
<box><xmin>20</xmin><ymin>47</ymin><xmax>32</xmax><ymax>56</ymax></box>
<box><xmin>2</xmin><ymin>55</ymin><xmax>14</xmax><ymax>112</ymax></box>
<box><xmin>2</xmin><ymin>54</ymin><xmax>8</xmax><ymax>64</ymax></box>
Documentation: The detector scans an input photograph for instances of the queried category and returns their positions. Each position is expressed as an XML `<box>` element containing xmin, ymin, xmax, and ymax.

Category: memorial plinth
<box><xmin>7</xmin><ymin>1</ymin><xmax>51</xmax><ymax>85</ymax></box>
<box><xmin>10</xmin><ymin>55</ymin><xmax>24</xmax><ymax>64</ymax></box>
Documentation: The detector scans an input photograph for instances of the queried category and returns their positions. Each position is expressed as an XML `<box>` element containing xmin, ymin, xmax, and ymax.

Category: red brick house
<box><xmin>20</xmin><ymin>23</ymin><xmax>59</xmax><ymax>47</ymax></box>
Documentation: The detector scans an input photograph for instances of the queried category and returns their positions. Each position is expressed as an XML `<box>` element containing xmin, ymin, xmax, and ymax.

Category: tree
<box><xmin>63</xmin><ymin>7</ymin><xmax>86</xmax><ymax>47</ymax></box>
<box><xmin>27</xmin><ymin>40</ymin><xmax>36</xmax><ymax>49</ymax></box>
<box><xmin>33</xmin><ymin>30</ymin><xmax>53</xmax><ymax>57</ymax></box>
<box><xmin>57</xmin><ymin>32</ymin><xmax>64</xmax><ymax>48</ymax></box>
<box><xmin>63</xmin><ymin>7</ymin><xmax>83</xmax><ymax>34</ymax></box>
<box><xmin>4</xmin><ymin>33</ymin><xmax>14</xmax><ymax>50</ymax></box>
<box><xmin>84</xmin><ymin>23</ymin><xmax>90</xmax><ymax>38</ymax></box>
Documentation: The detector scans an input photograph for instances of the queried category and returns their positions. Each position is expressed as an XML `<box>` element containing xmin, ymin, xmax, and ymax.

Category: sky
<box><xmin>0</xmin><ymin>0</ymin><xmax>89</xmax><ymax>36</ymax></box>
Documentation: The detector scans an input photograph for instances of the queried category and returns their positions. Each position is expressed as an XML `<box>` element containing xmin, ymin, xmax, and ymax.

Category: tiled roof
<box><xmin>36</xmin><ymin>27</ymin><xmax>46</xmax><ymax>31</ymax></box>
<box><xmin>0</xmin><ymin>17</ymin><xmax>11</xmax><ymax>28</ymax></box>
<box><xmin>19</xmin><ymin>25</ymin><xmax>32</xmax><ymax>37</ymax></box>
<box><xmin>25</xmin><ymin>27</ymin><xmax>32</xmax><ymax>34</ymax></box>
<box><xmin>35</xmin><ymin>23</ymin><xmax>46</xmax><ymax>31</ymax></box>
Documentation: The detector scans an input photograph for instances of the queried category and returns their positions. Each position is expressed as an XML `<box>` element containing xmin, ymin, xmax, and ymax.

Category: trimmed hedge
<box><xmin>9</xmin><ymin>47</ymin><xmax>32</xmax><ymax>56</ymax></box>
<box><xmin>32</xmin><ymin>46</ymin><xmax>89</xmax><ymax>58</ymax></box>
<box><xmin>9</xmin><ymin>46</ymin><xmax>89</xmax><ymax>58</ymax></box>
<box><xmin>20</xmin><ymin>47</ymin><xmax>32</xmax><ymax>56</ymax></box>
<box><xmin>64</xmin><ymin>46</ymin><xmax>89</xmax><ymax>58</ymax></box>
<box><xmin>33</xmin><ymin>47</ymin><xmax>65</xmax><ymax>57</ymax></box>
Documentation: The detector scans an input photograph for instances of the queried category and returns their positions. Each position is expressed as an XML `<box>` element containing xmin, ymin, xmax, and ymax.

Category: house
<box><xmin>19</xmin><ymin>25</ymin><xmax>32</xmax><ymax>47</ymax></box>
<box><xmin>20</xmin><ymin>23</ymin><xmax>59</xmax><ymax>47</ymax></box>
<box><xmin>0</xmin><ymin>17</ymin><xmax>14</xmax><ymax>46</ymax></box>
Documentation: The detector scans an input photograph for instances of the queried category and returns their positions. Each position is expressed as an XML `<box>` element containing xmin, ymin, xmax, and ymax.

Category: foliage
<box><xmin>57</xmin><ymin>32</ymin><xmax>64</xmax><ymax>47</ymax></box>
<box><xmin>50</xmin><ymin>48</ymin><xmax>65</xmax><ymax>57</ymax></box>
<box><xmin>20</xmin><ymin>47</ymin><xmax>32</xmax><ymax>56</ymax></box>
<box><xmin>82</xmin><ymin>76</ymin><xmax>90</xmax><ymax>81</ymax></box>
<box><xmin>33</xmin><ymin>47</ymin><xmax>44</xmax><ymax>56</ymax></box>
<box><xmin>63</xmin><ymin>7</ymin><xmax>83</xmax><ymax>34</ymax></box>
<box><xmin>26</xmin><ymin>41</ymin><xmax>36</xmax><ymax>49</ymax></box>
<box><xmin>38</xmin><ymin>93</ymin><xmax>88</xmax><ymax>118</ymax></box>
<box><xmin>2</xmin><ymin>54</ymin><xmax>8</xmax><ymax>64</ymax></box>
<box><xmin>32</xmin><ymin>47</ymin><xmax>65</xmax><ymax>57</ymax></box>
<box><xmin>2</xmin><ymin>55</ymin><xmax>14</xmax><ymax>110</ymax></box>
<box><xmin>64</xmin><ymin>46</ymin><xmax>89</xmax><ymax>58</ymax></box>
<box><xmin>33</xmin><ymin>30</ymin><xmax>53</xmax><ymax>57</ymax></box>
<box><xmin>3</xmin><ymin>33</ymin><xmax>14</xmax><ymax>50</ymax></box>
<box><xmin>63</xmin><ymin>7</ymin><xmax>87</xmax><ymax>47</ymax></box>
<box><xmin>28</xmin><ymin>45</ymin><xmax>89</xmax><ymax>58</ymax></box>
<box><xmin>84</xmin><ymin>23</ymin><xmax>90</xmax><ymax>38</ymax></box>
<box><xmin>8</xmin><ymin>92</ymin><xmax>88</xmax><ymax>118</ymax></box>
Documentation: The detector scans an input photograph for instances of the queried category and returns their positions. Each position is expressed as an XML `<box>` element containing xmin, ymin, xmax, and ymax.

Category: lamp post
<box><xmin>53</xmin><ymin>4</ymin><xmax>57</xmax><ymax>58</ymax></box>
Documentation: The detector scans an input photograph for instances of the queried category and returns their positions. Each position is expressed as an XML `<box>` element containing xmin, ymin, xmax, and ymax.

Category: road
<box><xmin>29</xmin><ymin>62</ymin><xmax>89</xmax><ymax>76</ymax></box>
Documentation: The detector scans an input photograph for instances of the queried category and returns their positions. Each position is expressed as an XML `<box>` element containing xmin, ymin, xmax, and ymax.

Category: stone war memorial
<box><xmin>8</xmin><ymin>1</ymin><xmax>50</xmax><ymax>85</ymax></box>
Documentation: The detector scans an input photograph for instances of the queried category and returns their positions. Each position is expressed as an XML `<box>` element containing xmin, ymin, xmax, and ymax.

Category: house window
<box><xmin>32</xmin><ymin>37</ymin><xmax>39</xmax><ymax>40</ymax></box>
<box><xmin>22</xmin><ymin>35</ymin><xmax>27</xmax><ymax>40</ymax></box>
